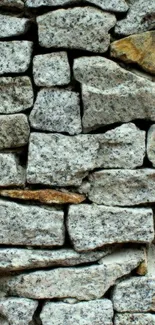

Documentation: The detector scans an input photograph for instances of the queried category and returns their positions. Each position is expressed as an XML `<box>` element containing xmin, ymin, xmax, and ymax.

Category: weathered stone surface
<box><xmin>87</xmin><ymin>169</ymin><xmax>155</xmax><ymax>206</ymax></box>
<box><xmin>147</xmin><ymin>125</ymin><xmax>155</xmax><ymax>166</ymax></box>
<box><xmin>0</xmin><ymin>153</ymin><xmax>25</xmax><ymax>187</ymax></box>
<box><xmin>29</xmin><ymin>89</ymin><xmax>81</xmax><ymax>135</ymax></box>
<box><xmin>0</xmin><ymin>247</ymin><xmax>115</xmax><ymax>271</ymax></box>
<box><xmin>0</xmin><ymin>114</ymin><xmax>30</xmax><ymax>149</ymax></box>
<box><xmin>33</xmin><ymin>52</ymin><xmax>70</xmax><ymax>86</ymax></box>
<box><xmin>0</xmin><ymin>15</ymin><xmax>30</xmax><ymax>38</ymax></box>
<box><xmin>0</xmin><ymin>189</ymin><xmax>85</xmax><ymax>204</ymax></box>
<box><xmin>145</xmin><ymin>244</ymin><xmax>155</xmax><ymax>277</ymax></box>
<box><xmin>112</xmin><ymin>277</ymin><xmax>155</xmax><ymax>312</ymax></box>
<box><xmin>67</xmin><ymin>204</ymin><xmax>153</xmax><ymax>251</ymax></box>
<box><xmin>26</xmin><ymin>0</ymin><xmax>128</xmax><ymax>12</ymax></box>
<box><xmin>37</xmin><ymin>7</ymin><xmax>116</xmax><ymax>52</ymax></box>
<box><xmin>111</xmin><ymin>31</ymin><xmax>155</xmax><ymax>75</ymax></box>
<box><xmin>115</xmin><ymin>0</ymin><xmax>155</xmax><ymax>35</ymax></box>
<box><xmin>115</xmin><ymin>313</ymin><xmax>155</xmax><ymax>325</ymax></box>
<box><xmin>0</xmin><ymin>77</ymin><xmax>33</xmax><ymax>114</ymax></box>
<box><xmin>74</xmin><ymin>56</ymin><xmax>155</xmax><ymax>131</ymax></box>
<box><xmin>0</xmin><ymin>0</ymin><xmax>24</xmax><ymax>8</ymax></box>
<box><xmin>41</xmin><ymin>300</ymin><xmax>113</xmax><ymax>325</ymax></box>
<box><xmin>0</xmin><ymin>248</ymin><xmax>143</xmax><ymax>299</ymax></box>
<box><xmin>0</xmin><ymin>41</ymin><xmax>33</xmax><ymax>74</ymax></box>
<box><xmin>0</xmin><ymin>200</ymin><xmax>64</xmax><ymax>246</ymax></box>
<box><xmin>0</xmin><ymin>298</ymin><xmax>37</xmax><ymax>325</ymax></box>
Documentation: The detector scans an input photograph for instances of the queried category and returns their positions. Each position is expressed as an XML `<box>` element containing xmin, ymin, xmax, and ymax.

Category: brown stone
<box><xmin>110</xmin><ymin>31</ymin><xmax>155</xmax><ymax>75</ymax></box>
<box><xmin>0</xmin><ymin>189</ymin><xmax>85</xmax><ymax>204</ymax></box>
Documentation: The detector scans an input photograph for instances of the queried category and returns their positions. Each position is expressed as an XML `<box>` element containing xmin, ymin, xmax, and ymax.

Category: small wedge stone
<box><xmin>0</xmin><ymin>15</ymin><xmax>30</xmax><ymax>38</ymax></box>
<box><xmin>0</xmin><ymin>0</ymin><xmax>24</xmax><ymax>8</ymax></box>
<box><xmin>147</xmin><ymin>124</ymin><xmax>155</xmax><ymax>166</ymax></box>
<box><xmin>37</xmin><ymin>7</ymin><xmax>116</xmax><ymax>52</ymax></box>
<box><xmin>0</xmin><ymin>114</ymin><xmax>30</xmax><ymax>149</ymax></box>
<box><xmin>41</xmin><ymin>300</ymin><xmax>113</xmax><ymax>325</ymax></box>
<box><xmin>0</xmin><ymin>153</ymin><xmax>25</xmax><ymax>187</ymax></box>
<box><xmin>115</xmin><ymin>313</ymin><xmax>155</xmax><ymax>325</ymax></box>
<box><xmin>0</xmin><ymin>41</ymin><xmax>33</xmax><ymax>74</ymax></box>
<box><xmin>0</xmin><ymin>200</ymin><xmax>65</xmax><ymax>246</ymax></box>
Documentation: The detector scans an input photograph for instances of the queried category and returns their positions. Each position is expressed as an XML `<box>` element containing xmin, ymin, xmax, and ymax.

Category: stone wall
<box><xmin>0</xmin><ymin>1</ymin><xmax>155</xmax><ymax>324</ymax></box>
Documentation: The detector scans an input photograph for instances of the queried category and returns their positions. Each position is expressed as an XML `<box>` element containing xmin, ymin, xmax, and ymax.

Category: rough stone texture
<box><xmin>87</xmin><ymin>169</ymin><xmax>155</xmax><ymax>206</ymax></box>
<box><xmin>115</xmin><ymin>0</ymin><xmax>155</xmax><ymax>35</ymax></box>
<box><xmin>0</xmin><ymin>200</ymin><xmax>65</xmax><ymax>246</ymax></box>
<box><xmin>0</xmin><ymin>15</ymin><xmax>30</xmax><ymax>38</ymax></box>
<box><xmin>40</xmin><ymin>300</ymin><xmax>113</xmax><ymax>325</ymax></box>
<box><xmin>37</xmin><ymin>7</ymin><xmax>116</xmax><ymax>52</ymax></box>
<box><xmin>33</xmin><ymin>52</ymin><xmax>70</xmax><ymax>87</ymax></box>
<box><xmin>147</xmin><ymin>124</ymin><xmax>155</xmax><ymax>166</ymax></box>
<box><xmin>112</xmin><ymin>277</ymin><xmax>155</xmax><ymax>312</ymax></box>
<box><xmin>0</xmin><ymin>247</ymin><xmax>116</xmax><ymax>272</ymax></box>
<box><xmin>0</xmin><ymin>77</ymin><xmax>33</xmax><ymax>114</ymax></box>
<box><xmin>111</xmin><ymin>31</ymin><xmax>155</xmax><ymax>75</ymax></box>
<box><xmin>26</xmin><ymin>0</ymin><xmax>128</xmax><ymax>12</ymax></box>
<box><xmin>145</xmin><ymin>244</ymin><xmax>155</xmax><ymax>276</ymax></box>
<box><xmin>0</xmin><ymin>41</ymin><xmax>33</xmax><ymax>74</ymax></box>
<box><xmin>67</xmin><ymin>204</ymin><xmax>154</xmax><ymax>251</ymax></box>
<box><xmin>0</xmin><ymin>153</ymin><xmax>25</xmax><ymax>187</ymax></box>
<box><xmin>0</xmin><ymin>248</ymin><xmax>143</xmax><ymax>299</ymax></box>
<box><xmin>74</xmin><ymin>56</ymin><xmax>155</xmax><ymax>131</ymax></box>
<box><xmin>29</xmin><ymin>89</ymin><xmax>82</xmax><ymax>135</ymax></box>
<box><xmin>0</xmin><ymin>0</ymin><xmax>24</xmax><ymax>8</ymax></box>
<box><xmin>0</xmin><ymin>298</ymin><xmax>37</xmax><ymax>325</ymax></box>
<box><xmin>115</xmin><ymin>313</ymin><xmax>155</xmax><ymax>325</ymax></box>
<box><xmin>0</xmin><ymin>189</ymin><xmax>85</xmax><ymax>204</ymax></box>
<box><xmin>0</xmin><ymin>114</ymin><xmax>30</xmax><ymax>149</ymax></box>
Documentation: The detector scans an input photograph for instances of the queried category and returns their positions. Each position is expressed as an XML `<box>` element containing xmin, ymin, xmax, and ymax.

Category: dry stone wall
<box><xmin>0</xmin><ymin>1</ymin><xmax>155</xmax><ymax>324</ymax></box>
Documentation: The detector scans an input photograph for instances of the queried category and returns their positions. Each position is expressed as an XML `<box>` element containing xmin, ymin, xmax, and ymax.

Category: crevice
<box><xmin>32</xmin><ymin>300</ymin><xmax>44</xmax><ymax>325</ymax></box>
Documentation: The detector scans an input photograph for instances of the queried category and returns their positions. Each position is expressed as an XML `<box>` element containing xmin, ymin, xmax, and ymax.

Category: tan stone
<box><xmin>111</xmin><ymin>31</ymin><xmax>155</xmax><ymax>75</ymax></box>
<box><xmin>0</xmin><ymin>189</ymin><xmax>85</xmax><ymax>204</ymax></box>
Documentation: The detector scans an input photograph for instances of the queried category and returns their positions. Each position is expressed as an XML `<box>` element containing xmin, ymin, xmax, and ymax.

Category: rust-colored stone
<box><xmin>0</xmin><ymin>189</ymin><xmax>86</xmax><ymax>204</ymax></box>
<box><xmin>110</xmin><ymin>31</ymin><xmax>155</xmax><ymax>75</ymax></box>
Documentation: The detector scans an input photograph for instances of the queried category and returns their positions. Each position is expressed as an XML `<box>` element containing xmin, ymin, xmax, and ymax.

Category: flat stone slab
<box><xmin>0</xmin><ymin>153</ymin><xmax>25</xmax><ymax>187</ymax></box>
<box><xmin>67</xmin><ymin>204</ymin><xmax>154</xmax><ymax>251</ymax></box>
<box><xmin>87</xmin><ymin>169</ymin><xmax>155</xmax><ymax>206</ymax></box>
<box><xmin>115</xmin><ymin>0</ymin><xmax>155</xmax><ymax>35</ymax></box>
<box><xmin>0</xmin><ymin>200</ymin><xmax>65</xmax><ymax>246</ymax></box>
<box><xmin>0</xmin><ymin>114</ymin><xmax>30</xmax><ymax>149</ymax></box>
<box><xmin>115</xmin><ymin>313</ymin><xmax>155</xmax><ymax>325</ymax></box>
<box><xmin>0</xmin><ymin>248</ymin><xmax>143</xmax><ymax>299</ymax></box>
<box><xmin>33</xmin><ymin>52</ymin><xmax>70</xmax><ymax>86</ymax></box>
<box><xmin>30</xmin><ymin>89</ymin><xmax>81</xmax><ymax>135</ymax></box>
<box><xmin>41</xmin><ymin>300</ymin><xmax>113</xmax><ymax>325</ymax></box>
<box><xmin>37</xmin><ymin>7</ymin><xmax>116</xmax><ymax>52</ymax></box>
<box><xmin>0</xmin><ymin>41</ymin><xmax>33</xmax><ymax>74</ymax></box>
<box><xmin>147</xmin><ymin>124</ymin><xmax>155</xmax><ymax>166</ymax></box>
<box><xmin>0</xmin><ymin>247</ymin><xmax>115</xmax><ymax>271</ymax></box>
<box><xmin>0</xmin><ymin>15</ymin><xmax>30</xmax><ymax>38</ymax></box>
<box><xmin>74</xmin><ymin>56</ymin><xmax>155</xmax><ymax>131</ymax></box>
<box><xmin>0</xmin><ymin>77</ymin><xmax>33</xmax><ymax>114</ymax></box>
<box><xmin>0</xmin><ymin>298</ymin><xmax>37</xmax><ymax>325</ymax></box>
<box><xmin>112</xmin><ymin>277</ymin><xmax>155</xmax><ymax>312</ymax></box>
<box><xmin>0</xmin><ymin>0</ymin><xmax>24</xmax><ymax>8</ymax></box>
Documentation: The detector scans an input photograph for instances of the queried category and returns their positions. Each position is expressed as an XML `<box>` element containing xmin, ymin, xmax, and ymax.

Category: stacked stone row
<box><xmin>0</xmin><ymin>0</ymin><xmax>155</xmax><ymax>325</ymax></box>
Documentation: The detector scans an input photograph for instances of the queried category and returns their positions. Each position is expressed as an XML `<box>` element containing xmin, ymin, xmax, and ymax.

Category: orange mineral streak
<box><xmin>0</xmin><ymin>189</ymin><xmax>86</xmax><ymax>204</ymax></box>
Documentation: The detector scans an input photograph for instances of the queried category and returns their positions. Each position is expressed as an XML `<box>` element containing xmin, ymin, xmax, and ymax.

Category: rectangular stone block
<box><xmin>0</xmin><ymin>153</ymin><xmax>25</xmax><ymax>187</ymax></box>
<box><xmin>0</xmin><ymin>15</ymin><xmax>30</xmax><ymax>38</ymax></box>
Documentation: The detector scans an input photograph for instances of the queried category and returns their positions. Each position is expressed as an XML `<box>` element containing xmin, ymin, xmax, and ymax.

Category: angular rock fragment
<box><xmin>0</xmin><ymin>189</ymin><xmax>85</xmax><ymax>204</ymax></box>
<box><xmin>33</xmin><ymin>52</ymin><xmax>70</xmax><ymax>86</ymax></box>
<box><xmin>147</xmin><ymin>124</ymin><xmax>155</xmax><ymax>166</ymax></box>
<box><xmin>0</xmin><ymin>114</ymin><xmax>30</xmax><ymax>149</ymax></box>
<box><xmin>0</xmin><ymin>247</ymin><xmax>115</xmax><ymax>271</ymax></box>
<box><xmin>41</xmin><ymin>300</ymin><xmax>113</xmax><ymax>325</ymax></box>
<box><xmin>67</xmin><ymin>204</ymin><xmax>153</xmax><ymax>251</ymax></box>
<box><xmin>29</xmin><ymin>89</ymin><xmax>81</xmax><ymax>135</ymax></box>
<box><xmin>0</xmin><ymin>41</ymin><xmax>33</xmax><ymax>74</ymax></box>
<box><xmin>0</xmin><ymin>153</ymin><xmax>25</xmax><ymax>187</ymax></box>
<box><xmin>74</xmin><ymin>56</ymin><xmax>155</xmax><ymax>131</ymax></box>
<box><xmin>0</xmin><ymin>0</ymin><xmax>24</xmax><ymax>8</ymax></box>
<box><xmin>0</xmin><ymin>298</ymin><xmax>37</xmax><ymax>325</ymax></box>
<box><xmin>115</xmin><ymin>0</ymin><xmax>155</xmax><ymax>35</ymax></box>
<box><xmin>0</xmin><ymin>248</ymin><xmax>144</xmax><ymax>299</ymax></box>
<box><xmin>111</xmin><ymin>31</ymin><xmax>155</xmax><ymax>75</ymax></box>
<box><xmin>0</xmin><ymin>77</ymin><xmax>33</xmax><ymax>114</ymax></box>
<box><xmin>37</xmin><ymin>7</ymin><xmax>116</xmax><ymax>52</ymax></box>
<box><xmin>115</xmin><ymin>313</ymin><xmax>155</xmax><ymax>325</ymax></box>
<box><xmin>0</xmin><ymin>15</ymin><xmax>30</xmax><ymax>38</ymax></box>
<box><xmin>0</xmin><ymin>200</ymin><xmax>65</xmax><ymax>246</ymax></box>
<box><xmin>87</xmin><ymin>169</ymin><xmax>155</xmax><ymax>206</ymax></box>
<box><xmin>112</xmin><ymin>277</ymin><xmax>155</xmax><ymax>312</ymax></box>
